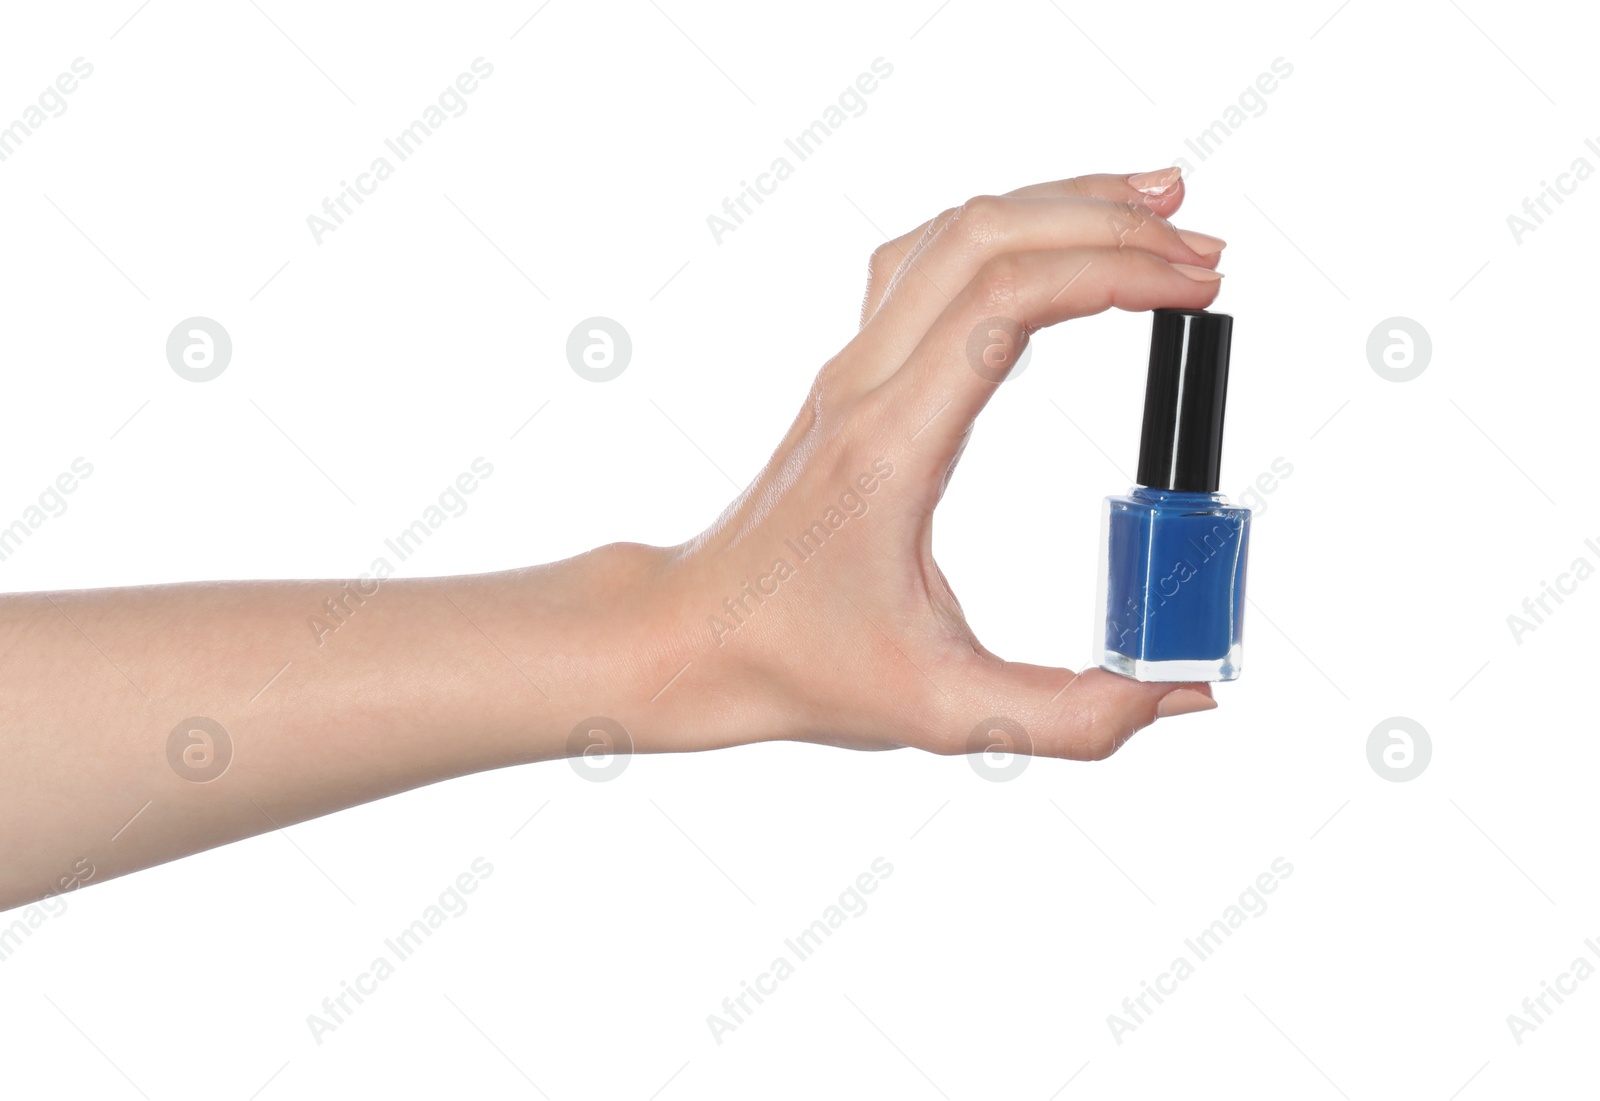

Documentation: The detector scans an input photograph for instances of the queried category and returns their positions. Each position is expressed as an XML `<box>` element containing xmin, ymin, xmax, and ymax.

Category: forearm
<box><xmin>0</xmin><ymin>542</ymin><xmax>702</xmax><ymax>909</ymax></box>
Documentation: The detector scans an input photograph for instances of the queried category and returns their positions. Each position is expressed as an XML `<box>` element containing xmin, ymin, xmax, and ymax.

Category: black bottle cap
<box><xmin>1135</xmin><ymin>309</ymin><xmax>1233</xmax><ymax>493</ymax></box>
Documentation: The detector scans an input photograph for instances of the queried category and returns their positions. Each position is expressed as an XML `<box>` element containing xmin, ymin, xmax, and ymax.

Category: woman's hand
<box><xmin>623</xmin><ymin>167</ymin><xmax>1228</xmax><ymax>762</ymax></box>
<box><xmin>0</xmin><ymin>169</ymin><xmax>1227</xmax><ymax>908</ymax></box>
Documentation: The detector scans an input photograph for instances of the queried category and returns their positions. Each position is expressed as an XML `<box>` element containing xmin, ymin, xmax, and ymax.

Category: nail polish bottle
<box><xmin>1094</xmin><ymin>309</ymin><xmax>1249</xmax><ymax>682</ymax></box>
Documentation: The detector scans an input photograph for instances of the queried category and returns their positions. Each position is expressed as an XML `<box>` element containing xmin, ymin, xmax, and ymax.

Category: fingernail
<box><xmin>1176</xmin><ymin>230</ymin><xmax>1227</xmax><ymax>256</ymax></box>
<box><xmin>1156</xmin><ymin>688</ymin><xmax>1217</xmax><ymax>719</ymax></box>
<box><xmin>1171</xmin><ymin>263</ymin><xmax>1224</xmax><ymax>282</ymax></box>
<box><xmin>1128</xmin><ymin>166</ymin><xmax>1183</xmax><ymax>196</ymax></box>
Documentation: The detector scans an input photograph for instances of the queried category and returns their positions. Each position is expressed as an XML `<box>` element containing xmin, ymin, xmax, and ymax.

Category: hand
<box><xmin>0</xmin><ymin>169</ymin><xmax>1229</xmax><ymax>908</ymax></box>
<box><xmin>627</xmin><ymin>168</ymin><xmax>1228</xmax><ymax>762</ymax></box>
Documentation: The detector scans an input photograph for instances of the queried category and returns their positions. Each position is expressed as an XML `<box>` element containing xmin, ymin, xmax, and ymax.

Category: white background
<box><xmin>1</xmin><ymin>1</ymin><xmax>1596</xmax><ymax>1097</ymax></box>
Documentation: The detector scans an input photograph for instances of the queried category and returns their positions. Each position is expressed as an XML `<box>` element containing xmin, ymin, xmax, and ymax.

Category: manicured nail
<box><xmin>1128</xmin><ymin>166</ymin><xmax>1183</xmax><ymax>196</ymax></box>
<box><xmin>1171</xmin><ymin>263</ymin><xmax>1224</xmax><ymax>282</ymax></box>
<box><xmin>1176</xmin><ymin>230</ymin><xmax>1227</xmax><ymax>256</ymax></box>
<box><xmin>1156</xmin><ymin>688</ymin><xmax>1218</xmax><ymax>718</ymax></box>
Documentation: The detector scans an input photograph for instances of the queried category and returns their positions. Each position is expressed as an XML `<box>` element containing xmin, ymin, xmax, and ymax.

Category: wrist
<box><xmin>485</xmin><ymin>540</ymin><xmax>766</xmax><ymax>763</ymax></box>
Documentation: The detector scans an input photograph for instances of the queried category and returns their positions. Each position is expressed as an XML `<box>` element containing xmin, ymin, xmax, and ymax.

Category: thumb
<box><xmin>950</xmin><ymin>657</ymin><xmax>1216</xmax><ymax>761</ymax></box>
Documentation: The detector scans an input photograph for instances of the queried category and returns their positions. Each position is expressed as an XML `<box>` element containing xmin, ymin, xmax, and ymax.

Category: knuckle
<box><xmin>951</xmin><ymin>194</ymin><xmax>1007</xmax><ymax>251</ymax></box>
<box><xmin>812</xmin><ymin>353</ymin><xmax>848</xmax><ymax>397</ymax></box>
<box><xmin>841</xmin><ymin>389</ymin><xmax>902</xmax><ymax>464</ymax></box>
<box><xmin>1062</xmin><ymin>176</ymin><xmax>1088</xmax><ymax>198</ymax></box>
<box><xmin>868</xmin><ymin>240</ymin><xmax>905</xmax><ymax>281</ymax></box>
<box><xmin>1079</xmin><ymin>730</ymin><xmax>1123</xmax><ymax>762</ymax></box>
<box><xmin>1077</xmin><ymin>701</ymin><xmax>1145</xmax><ymax>761</ymax></box>
<box><xmin>812</xmin><ymin>351</ymin><xmax>886</xmax><ymax>424</ymax></box>
<box><xmin>971</xmin><ymin>253</ymin><xmax>1023</xmax><ymax>310</ymax></box>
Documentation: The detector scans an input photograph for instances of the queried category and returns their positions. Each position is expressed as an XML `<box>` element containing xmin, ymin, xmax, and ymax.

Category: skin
<box><xmin>0</xmin><ymin>167</ymin><xmax>1225</xmax><ymax>911</ymax></box>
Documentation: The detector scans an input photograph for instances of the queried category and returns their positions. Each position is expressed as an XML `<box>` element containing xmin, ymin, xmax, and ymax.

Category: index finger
<box><xmin>861</xmin><ymin>168</ymin><xmax>1187</xmax><ymax>322</ymax></box>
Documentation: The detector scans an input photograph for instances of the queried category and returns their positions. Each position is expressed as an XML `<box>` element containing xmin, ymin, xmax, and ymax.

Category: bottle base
<box><xmin>1097</xmin><ymin>644</ymin><xmax>1242</xmax><ymax>683</ymax></box>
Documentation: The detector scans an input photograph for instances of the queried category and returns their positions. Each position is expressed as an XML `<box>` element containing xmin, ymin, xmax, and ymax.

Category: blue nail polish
<box><xmin>1095</xmin><ymin>310</ymin><xmax>1249</xmax><ymax>682</ymax></box>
